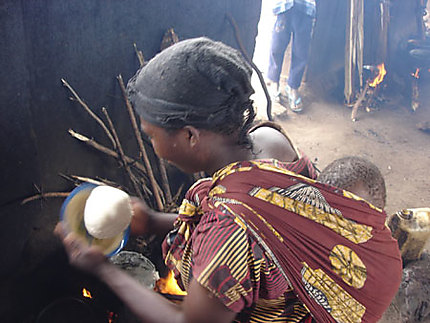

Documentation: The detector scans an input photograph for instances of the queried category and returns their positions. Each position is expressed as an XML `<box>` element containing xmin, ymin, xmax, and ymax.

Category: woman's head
<box><xmin>127</xmin><ymin>37</ymin><xmax>256</xmax><ymax>147</ymax></box>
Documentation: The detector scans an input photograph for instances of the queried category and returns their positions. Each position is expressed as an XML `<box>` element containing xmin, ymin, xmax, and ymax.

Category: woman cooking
<box><xmin>55</xmin><ymin>37</ymin><xmax>402</xmax><ymax>323</ymax></box>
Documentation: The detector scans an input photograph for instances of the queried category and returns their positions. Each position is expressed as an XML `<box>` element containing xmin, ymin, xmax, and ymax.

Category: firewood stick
<box><xmin>66</xmin><ymin>174</ymin><xmax>152</xmax><ymax>200</ymax></box>
<box><xmin>158</xmin><ymin>159</ymin><xmax>172</xmax><ymax>205</ymax></box>
<box><xmin>133</xmin><ymin>43</ymin><xmax>145</xmax><ymax>67</ymax></box>
<box><xmin>21</xmin><ymin>192</ymin><xmax>70</xmax><ymax>205</ymax></box>
<box><xmin>226</xmin><ymin>13</ymin><xmax>273</xmax><ymax>121</ymax></box>
<box><xmin>351</xmin><ymin>81</ymin><xmax>370</xmax><ymax>121</ymax></box>
<box><xmin>62</xmin><ymin>174</ymin><xmax>111</xmax><ymax>187</ymax></box>
<box><xmin>117</xmin><ymin>74</ymin><xmax>150</xmax><ymax>173</ymax></box>
<box><xmin>411</xmin><ymin>78</ymin><xmax>420</xmax><ymax>111</ymax></box>
<box><xmin>101</xmin><ymin>107</ymin><xmax>144</xmax><ymax>200</ymax></box>
<box><xmin>61</xmin><ymin>78</ymin><xmax>117</xmax><ymax>149</ymax></box>
<box><xmin>117</xmin><ymin>74</ymin><xmax>165</xmax><ymax>210</ymax></box>
<box><xmin>68</xmin><ymin>129</ymin><xmax>146</xmax><ymax>174</ymax></box>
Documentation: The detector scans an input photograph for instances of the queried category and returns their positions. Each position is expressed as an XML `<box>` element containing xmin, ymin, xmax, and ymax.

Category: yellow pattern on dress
<box><xmin>209</xmin><ymin>185</ymin><xmax>227</xmax><ymax>197</ymax></box>
<box><xmin>250</xmin><ymin>187</ymin><xmax>373</xmax><ymax>244</ymax></box>
<box><xmin>213</xmin><ymin>160</ymin><xmax>316</xmax><ymax>185</ymax></box>
<box><xmin>301</xmin><ymin>262</ymin><xmax>366</xmax><ymax>323</ymax></box>
<box><xmin>329</xmin><ymin>245</ymin><xmax>367</xmax><ymax>289</ymax></box>
<box><xmin>222</xmin><ymin>202</ymin><xmax>284</xmax><ymax>243</ymax></box>
<box><xmin>253</xmin><ymin>161</ymin><xmax>319</xmax><ymax>184</ymax></box>
<box><xmin>178</xmin><ymin>199</ymin><xmax>198</xmax><ymax>217</ymax></box>
<box><xmin>213</xmin><ymin>163</ymin><xmax>253</xmax><ymax>182</ymax></box>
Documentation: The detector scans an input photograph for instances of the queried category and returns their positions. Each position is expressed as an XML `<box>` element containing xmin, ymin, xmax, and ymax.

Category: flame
<box><xmin>82</xmin><ymin>288</ymin><xmax>92</xmax><ymax>299</ymax></box>
<box><xmin>156</xmin><ymin>270</ymin><xmax>187</xmax><ymax>295</ymax></box>
<box><xmin>369</xmin><ymin>63</ymin><xmax>387</xmax><ymax>87</ymax></box>
<box><xmin>107</xmin><ymin>311</ymin><xmax>118</xmax><ymax>323</ymax></box>
<box><xmin>411</xmin><ymin>68</ymin><xmax>420</xmax><ymax>79</ymax></box>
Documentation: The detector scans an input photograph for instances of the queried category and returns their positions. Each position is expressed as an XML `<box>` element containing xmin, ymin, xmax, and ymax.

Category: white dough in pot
<box><xmin>84</xmin><ymin>186</ymin><xmax>132</xmax><ymax>239</ymax></box>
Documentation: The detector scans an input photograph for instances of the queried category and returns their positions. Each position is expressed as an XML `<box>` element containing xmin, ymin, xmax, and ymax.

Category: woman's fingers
<box><xmin>54</xmin><ymin>221</ymin><xmax>107</xmax><ymax>275</ymax></box>
<box><xmin>54</xmin><ymin>222</ymin><xmax>66</xmax><ymax>239</ymax></box>
<box><xmin>62</xmin><ymin>232</ymin><xmax>84</xmax><ymax>258</ymax></box>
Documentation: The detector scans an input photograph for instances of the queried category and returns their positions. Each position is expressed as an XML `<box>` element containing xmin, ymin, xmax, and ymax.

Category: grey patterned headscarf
<box><xmin>127</xmin><ymin>37</ymin><xmax>255</xmax><ymax>138</ymax></box>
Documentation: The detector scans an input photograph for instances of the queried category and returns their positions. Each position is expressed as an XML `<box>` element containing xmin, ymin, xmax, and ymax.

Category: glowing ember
<box><xmin>156</xmin><ymin>270</ymin><xmax>187</xmax><ymax>295</ymax></box>
<box><xmin>82</xmin><ymin>288</ymin><xmax>92</xmax><ymax>299</ymax></box>
<box><xmin>369</xmin><ymin>63</ymin><xmax>387</xmax><ymax>87</ymax></box>
<box><xmin>411</xmin><ymin>68</ymin><xmax>420</xmax><ymax>79</ymax></box>
<box><xmin>107</xmin><ymin>311</ymin><xmax>118</xmax><ymax>323</ymax></box>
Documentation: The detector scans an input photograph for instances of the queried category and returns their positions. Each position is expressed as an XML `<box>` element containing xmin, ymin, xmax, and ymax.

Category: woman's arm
<box><xmin>130</xmin><ymin>197</ymin><xmax>178</xmax><ymax>236</ymax></box>
<box><xmin>55</xmin><ymin>224</ymin><xmax>236</xmax><ymax>323</ymax></box>
<box><xmin>98</xmin><ymin>265</ymin><xmax>236</xmax><ymax>323</ymax></box>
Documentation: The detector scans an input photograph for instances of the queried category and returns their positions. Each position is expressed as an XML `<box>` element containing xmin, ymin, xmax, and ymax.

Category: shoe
<box><xmin>267</xmin><ymin>82</ymin><xmax>280</xmax><ymax>102</ymax></box>
<box><xmin>285</xmin><ymin>85</ymin><xmax>303</xmax><ymax>113</ymax></box>
<box><xmin>271</xmin><ymin>91</ymin><xmax>281</xmax><ymax>104</ymax></box>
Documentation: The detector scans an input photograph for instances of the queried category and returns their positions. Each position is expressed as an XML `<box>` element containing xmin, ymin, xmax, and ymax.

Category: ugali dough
<box><xmin>84</xmin><ymin>186</ymin><xmax>132</xmax><ymax>239</ymax></box>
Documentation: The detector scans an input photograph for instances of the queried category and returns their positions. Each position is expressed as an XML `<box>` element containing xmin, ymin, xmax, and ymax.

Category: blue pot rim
<box><xmin>59</xmin><ymin>183</ymin><xmax>130</xmax><ymax>257</ymax></box>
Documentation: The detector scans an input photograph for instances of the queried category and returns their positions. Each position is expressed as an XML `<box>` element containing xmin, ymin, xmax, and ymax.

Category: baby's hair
<box><xmin>318</xmin><ymin>156</ymin><xmax>386</xmax><ymax>208</ymax></box>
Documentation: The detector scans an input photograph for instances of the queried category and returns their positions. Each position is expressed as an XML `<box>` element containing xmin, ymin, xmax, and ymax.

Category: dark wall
<box><xmin>306</xmin><ymin>0</ymin><xmax>421</xmax><ymax>99</ymax></box>
<box><xmin>0</xmin><ymin>0</ymin><xmax>261</xmax><ymax>318</ymax></box>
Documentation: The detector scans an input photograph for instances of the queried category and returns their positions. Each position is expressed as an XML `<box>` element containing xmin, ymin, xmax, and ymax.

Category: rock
<box><xmin>381</xmin><ymin>253</ymin><xmax>430</xmax><ymax>323</ymax></box>
<box><xmin>110</xmin><ymin>251</ymin><xmax>159</xmax><ymax>289</ymax></box>
<box><xmin>417</xmin><ymin>121</ymin><xmax>430</xmax><ymax>134</ymax></box>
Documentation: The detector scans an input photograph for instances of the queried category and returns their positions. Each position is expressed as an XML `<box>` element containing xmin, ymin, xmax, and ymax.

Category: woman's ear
<box><xmin>183</xmin><ymin>126</ymin><xmax>201</xmax><ymax>148</ymax></box>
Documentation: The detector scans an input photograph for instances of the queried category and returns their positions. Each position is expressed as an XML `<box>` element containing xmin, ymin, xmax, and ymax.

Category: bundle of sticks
<box><xmin>22</xmin><ymin>35</ymin><xmax>185</xmax><ymax>213</ymax></box>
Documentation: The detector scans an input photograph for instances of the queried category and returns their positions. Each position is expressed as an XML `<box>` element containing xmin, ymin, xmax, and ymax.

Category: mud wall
<box><xmin>306</xmin><ymin>0</ymin><xmax>423</xmax><ymax>99</ymax></box>
<box><xmin>0</xmin><ymin>0</ymin><xmax>261</xmax><ymax>318</ymax></box>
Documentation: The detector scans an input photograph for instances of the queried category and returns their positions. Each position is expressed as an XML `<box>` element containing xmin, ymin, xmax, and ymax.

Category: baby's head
<box><xmin>318</xmin><ymin>156</ymin><xmax>386</xmax><ymax>209</ymax></box>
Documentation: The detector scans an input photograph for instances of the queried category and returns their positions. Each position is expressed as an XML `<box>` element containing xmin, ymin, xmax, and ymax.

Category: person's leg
<box><xmin>287</xmin><ymin>9</ymin><xmax>314</xmax><ymax>90</ymax></box>
<box><xmin>267</xmin><ymin>11</ymin><xmax>293</xmax><ymax>89</ymax></box>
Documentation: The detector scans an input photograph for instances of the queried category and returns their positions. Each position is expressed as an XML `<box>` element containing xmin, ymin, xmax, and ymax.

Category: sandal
<box><xmin>286</xmin><ymin>86</ymin><xmax>303</xmax><ymax>113</ymax></box>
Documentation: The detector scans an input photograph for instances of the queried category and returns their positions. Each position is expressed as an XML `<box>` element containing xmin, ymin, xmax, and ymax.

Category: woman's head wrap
<box><xmin>127</xmin><ymin>37</ymin><xmax>255</xmax><ymax>136</ymax></box>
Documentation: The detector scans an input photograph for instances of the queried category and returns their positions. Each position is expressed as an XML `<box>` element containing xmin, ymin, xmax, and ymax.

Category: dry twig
<box><xmin>68</xmin><ymin>129</ymin><xmax>147</xmax><ymax>173</ymax></box>
<box><xmin>158</xmin><ymin>159</ymin><xmax>172</xmax><ymax>205</ymax></box>
<box><xmin>101</xmin><ymin>107</ymin><xmax>144</xmax><ymax>199</ymax></box>
<box><xmin>133</xmin><ymin>43</ymin><xmax>145</xmax><ymax>67</ymax></box>
<box><xmin>21</xmin><ymin>192</ymin><xmax>70</xmax><ymax>205</ymax></box>
<box><xmin>351</xmin><ymin>81</ymin><xmax>370</xmax><ymax>121</ymax></box>
<box><xmin>117</xmin><ymin>74</ymin><xmax>165</xmax><ymax>210</ymax></box>
<box><xmin>61</xmin><ymin>174</ymin><xmax>110</xmax><ymax>187</ymax></box>
<box><xmin>62</xmin><ymin>78</ymin><xmax>117</xmax><ymax>149</ymax></box>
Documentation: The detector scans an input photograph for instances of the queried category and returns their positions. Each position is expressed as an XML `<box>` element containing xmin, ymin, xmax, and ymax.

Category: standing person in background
<box><xmin>267</xmin><ymin>0</ymin><xmax>316</xmax><ymax>113</ymax></box>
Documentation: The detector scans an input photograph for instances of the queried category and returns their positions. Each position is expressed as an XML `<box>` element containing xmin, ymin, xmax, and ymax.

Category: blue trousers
<box><xmin>267</xmin><ymin>7</ymin><xmax>314</xmax><ymax>90</ymax></box>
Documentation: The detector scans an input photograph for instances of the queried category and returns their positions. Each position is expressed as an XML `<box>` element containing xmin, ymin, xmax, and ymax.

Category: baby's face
<box><xmin>348</xmin><ymin>181</ymin><xmax>385</xmax><ymax>210</ymax></box>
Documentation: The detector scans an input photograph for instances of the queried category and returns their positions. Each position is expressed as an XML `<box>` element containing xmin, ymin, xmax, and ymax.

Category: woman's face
<box><xmin>140</xmin><ymin>118</ymin><xmax>201</xmax><ymax>174</ymax></box>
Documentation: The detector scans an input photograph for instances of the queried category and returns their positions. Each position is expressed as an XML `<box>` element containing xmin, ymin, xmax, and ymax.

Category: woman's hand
<box><xmin>130</xmin><ymin>197</ymin><xmax>178</xmax><ymax>237</ymax></box>
<box><xmin>130</xmin><ymin>197</ymin><xmax>152</xmax><ymax>236</ymax></box>
<box><xmin>54</xmin><ymin>222</ymin><xmax>107</xmax><ymax>275</ymax></box>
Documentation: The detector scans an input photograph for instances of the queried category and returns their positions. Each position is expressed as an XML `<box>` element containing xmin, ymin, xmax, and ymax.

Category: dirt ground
<box><xmin>252</xmin><ymin>80</ymin><xmax>430</xmax><ymax>217</ymax></box>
